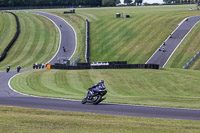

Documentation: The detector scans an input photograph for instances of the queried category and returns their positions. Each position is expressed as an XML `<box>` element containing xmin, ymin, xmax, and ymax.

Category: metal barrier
<box><xmin>85</xmin><ymin>19</ymin><xmax>90</xmax><ymax>63</ymax></box>
<box><xmin>0</xmin><ymin>12</ymin><xmax>20</xmax><ymax>61</ymax></box>
<box><xmin>50</xmin><ymin>61</ymin><xmax>159</xmax><ymax>70</ymax></box>
<box><xmin>70</xmin><ymin>57</ymin><xmax>81</xmax><ymax>66</ymax></box>
<box><xmin>183</xmin><ymin>51</ymin><xmax>200</xmax><ymax>69</ymax></box>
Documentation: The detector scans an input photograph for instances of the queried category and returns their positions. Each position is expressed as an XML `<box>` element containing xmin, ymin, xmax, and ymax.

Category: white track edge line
<box><xmin>8</xmin><ymin>72</ymin><xmax>200</xmax><ymax>111</ymax></box>
<box><xmin>41</xmin><ymin>11</ymin><xmax>77</xmax><ymax>60</ymax></box>
<box><xmin>163</xmin><ymin>20</ymin><xmax>200</xmax><ymax>67</ymax></box>
<box><xmin>145</xmin><ymin>17</ymin><xmax>188</xmax><ymax>65</ymax></box>
<box><xmin>8</xmin><ymin>73</ymin><xmax>80</xmax><ymax>102</ymax></box>
<box><xmin>31</xmin><ymin>11</ymin><xmax>77</xmax><ymax>62</ymax></box>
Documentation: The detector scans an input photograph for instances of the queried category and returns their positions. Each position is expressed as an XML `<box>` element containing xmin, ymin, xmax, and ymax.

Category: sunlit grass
<box><xmin>11</xmin><ymin>68</ymin><xmax>200</xmax><ymax>109</ymax></box>
<box><xmin>0</xmin><ymin>12</ymin><xmax>59</xmax><ymax>70</ymax></box>
<box><xmin>0</xmin><ymin>106</ymin><xmax>200</xmax><ymax>133</ymax></box>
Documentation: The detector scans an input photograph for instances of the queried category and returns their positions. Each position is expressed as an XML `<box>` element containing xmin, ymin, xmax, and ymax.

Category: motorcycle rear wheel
<box><xmin>81</xmin><ymin>98</ymin><xmax>87</xmax><ymax>104</ymax></box>
<box><xmin>92</xmin><ymin>95</ymin><xmax>102</xmax><ymax>105</ymax></box>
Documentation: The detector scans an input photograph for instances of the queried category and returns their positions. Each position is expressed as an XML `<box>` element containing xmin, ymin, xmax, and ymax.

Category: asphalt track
<box><xmin>30</xmin><ymin>11</ymin><xmax>76</xmax><ymax>64</ymax></box>
<box><xmin>146</xmin><ymin>16</ymin><xmax>200</xmax><ymax>67</ymax></box>
<box><xmin>0</xmin><ymin>12</ymin><xmax>200</xmax><ymax>121</ymax></box>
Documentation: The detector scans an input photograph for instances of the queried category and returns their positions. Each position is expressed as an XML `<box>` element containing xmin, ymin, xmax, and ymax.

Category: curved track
<box><xmin>146</xmin><ymin>16</ymin><xmax>200</xmax><ymax>67</ymax></box>
<box><xmin>0</xmin><ymin>12</ymin><xmax>200</xmax><ymax>121</ymax></box>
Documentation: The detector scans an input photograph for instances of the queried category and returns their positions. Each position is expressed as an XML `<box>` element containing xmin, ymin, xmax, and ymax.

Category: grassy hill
<box><xmin>3</xmin><ymin>5</ymin><xmax>200</xmax><ymax>131</ymax></box>
<box><xmin>166</xmin><ymin>21</ymin><xmax>200</xmax><ymax>69</ymax></box>
<box><xmin>0</xmin><ymin>12</ymin><xmax>59</xmax><ymax>70</ymax></box>
<box><xmin>40</xmin><ymin>5</ymin><xmax>200</xmax><ymax>67</ymax></box>
<box><xmin>0</xmin><ymin>12</ymin><xmax>16</xmax><ymax>54</ymax></box>
<box><xmin>5</xmin><ymin>5</ymin><xmax>200</xmax><ymax>108</ymax></box>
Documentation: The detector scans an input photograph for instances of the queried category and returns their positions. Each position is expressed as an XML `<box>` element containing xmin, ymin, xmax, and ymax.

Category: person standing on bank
<box><xmin>6</xmin><ymin>65</ymin><xmax>10</xmax><ymax>73</ymax></box>
<box><xmin>17</xmin><ymin>65</ymin><xmax>21</xmax><ymax>73</ymax></box>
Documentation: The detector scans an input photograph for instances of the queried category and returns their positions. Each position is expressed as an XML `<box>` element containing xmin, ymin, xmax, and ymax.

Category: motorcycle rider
<box><xmin>17</xmin><ymin>65</ymin><xmax>21</xmax><ymax>73</ymax></box>
<box><xmin>86</xmin><ymin>80</ymin><xmax>105</xmax><ymax>100</ymax></box>
<box><xmin>6</xmin><ymin>65</ymin><xmax>10</xmax><ymax>73</ymax></box>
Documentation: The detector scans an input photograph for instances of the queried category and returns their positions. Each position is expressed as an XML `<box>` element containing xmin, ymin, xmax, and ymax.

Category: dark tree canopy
<box><xmin>135</xmin><ymin>0</ymin><xmax>143</xmax><ymax>5</ymax></box>
<box><xmin>0</xmin><ymin>0</ymin><xmax>102</xmax><ymax>7</ymax></box>
<box><xmin>124</xmin><ymin>0</ymin><xmax>133</xmax><ymax>5</ymax></box>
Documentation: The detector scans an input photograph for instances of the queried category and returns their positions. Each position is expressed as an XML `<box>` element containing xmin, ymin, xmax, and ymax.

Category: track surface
<box><xmin>30</xmin><ymin>11</ymin><xmax>76</xmax><ymax>64</ymax></box>
<box><xmin>0</xmin><ymin>12</ymin><xmax>200</xmax><ymax>121</ymax></box>
<box><xmin>146</xmin><ymin>16</ymin><xmax>200</xmax><ymax>67</ymax></box>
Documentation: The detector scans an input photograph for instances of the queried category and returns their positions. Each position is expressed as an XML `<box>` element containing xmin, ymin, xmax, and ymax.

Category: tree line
<box><xmin>0</xmin><ymin>0</ymin><xmax>123</xmax><ymax>7</ymax></box>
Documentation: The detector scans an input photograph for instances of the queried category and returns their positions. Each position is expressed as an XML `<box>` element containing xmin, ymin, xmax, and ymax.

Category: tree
<box><xmin>102</xmin><ymin>0</ymin><xmax>116</xmax><ymax>6</ymax></box>
<box><xmin>124</xmin><ymin>0</ymin><xmax>133</xmax><ymax>5</ymax></box>
<box><xmin>115</xmin><ymin>0</ymin><xmax>121</xmax><ymax>4</ymax></box>
<box><xmin>163</xmin><ymin>0</ymin><xmax>179</xmax><ymax>3</ymax></box>
<box><xmin>0</xmin><ymin>0</ymin><xmax>4</xmax><ymax>6</ymax></box>
<box><xmin>135</xmin><ymin>0</ymin><xmax>143</xmax><ymax>5</ymax></box>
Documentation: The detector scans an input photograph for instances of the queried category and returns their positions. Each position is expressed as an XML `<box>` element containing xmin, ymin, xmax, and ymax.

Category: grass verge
<box><xmin>11</xmin><ymin>68</ymin><xmax>200</xmax><ymax>109</ymax></box>
<box><xmin>0</xmin><ymin>105</ymin><xmax>200</xmax><ymax>133</ymax></box>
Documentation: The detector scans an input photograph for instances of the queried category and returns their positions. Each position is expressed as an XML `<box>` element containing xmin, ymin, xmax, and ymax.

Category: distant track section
<box><xmin>30</xmin><ymin>11</ymin><xmax>76</xmax><ymax>65</ymax></box>
<box><xmin>0</xmin><ymin>12</ymin><xmax>20</xmax><ymax>62</ymax></box>
<box><xmin>146</xmin><ymin>16</ymin><xmax>200</xmax><ymax>67</ymax></box>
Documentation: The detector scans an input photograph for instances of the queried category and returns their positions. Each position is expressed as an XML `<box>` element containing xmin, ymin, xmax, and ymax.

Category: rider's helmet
<box><xmin>100</xmin><ymin>80</ymin><xmax>104</xmax><ymax>84</ymax></box>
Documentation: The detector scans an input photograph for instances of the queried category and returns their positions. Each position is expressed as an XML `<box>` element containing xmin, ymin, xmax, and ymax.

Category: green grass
<box><xmin>0</xmin><ymin>12</ymin><xmax>16</xmax><ymax>54</ymax></box>
<box><xmin>2</xmin><ymin>5</ymin><xmax>200</xmax><ymax>69</ymax></box>
<box><xmin>35</xmin><ymin>5</ymin><xmax>200</xmax><ymax>68</ymax></box>
<box><xmin>11</xmin><ymin>68</ymin><xmax>200</xmax><ymax>109</ymax></box>
<box><xmin>165</xmin><ymin>21</ymin><xmax>200</xmax><ymax>69</ymax></box>
<box><xmin>32</xmin><ymin>9</ymin><xmax>87</xmax><ymax>62</ymax></box>
<box><xmin>0</xmin><ymin>105</ymin><xmax>200</xmax><ymax>133</ymax></box>
<box><xmin>0</xmin><ymin>12</ymin><xmax>59</xmax><ymax>70</ymax></box>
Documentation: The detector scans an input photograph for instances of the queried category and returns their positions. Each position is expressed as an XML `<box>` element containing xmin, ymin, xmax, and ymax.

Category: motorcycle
<box><xmin>81</xmin><ymin>87</ymin><xmax>107</xmax><ymax>105</ymax></box>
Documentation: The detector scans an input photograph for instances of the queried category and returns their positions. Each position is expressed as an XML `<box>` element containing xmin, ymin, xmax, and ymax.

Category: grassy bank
<box><xmin>11</xmin><ymin>68</ymin><xmax>200</xmax><ymax>109</ymax></box>
<box><xmin>0</xmin><ymin>12</ymin><xmax>59</xmax><ymax>70</ymax></box>
<box><xmin>0</xmin><ymin>12</ymin><xmax>16</xmax><ymax>54</ymax></box>
<box><xmin>0</xmin><ymin>106</ymin><xmax>200</xmax><ymax>133</ymax></box>
<box><xmin>166</xmin><ymin>21</ymin><xmax>200</xmax><ymax>69</ymax></box>
<box><xmin>36</xmin><ymin>5</ymin><xmax>200</xmax><ymax>69</ymax></box>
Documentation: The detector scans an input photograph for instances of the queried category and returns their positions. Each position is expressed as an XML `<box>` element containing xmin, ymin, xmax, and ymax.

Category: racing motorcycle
<box><xmin>81</xmin><ymin>87</ymin><xmax>107</xmax><ymax>105</ymax></box>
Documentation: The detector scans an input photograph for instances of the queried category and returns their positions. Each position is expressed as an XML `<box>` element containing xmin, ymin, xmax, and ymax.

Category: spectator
<box><xmin>35</xmin><ymin>63</ymin><xmax>38</xmax><ymax>69</ymax></box>
<box><xmin>38</xmin><ymin>64</ymin><xmax>42</xmax><ymax>69</ymax></box>
<box><xmin>33</xmin><ymin>63</ymin><xmax>36</xmax><ymax>69</ymax></box>
<box><xmin>42</xmin><ymin>63</ymin><xmax>45</xmax><ymax>69</ymax></box>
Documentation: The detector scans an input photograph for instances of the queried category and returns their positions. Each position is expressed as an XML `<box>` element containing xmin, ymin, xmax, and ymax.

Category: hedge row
<box><xmin>0</xmin><ymin>12</ymin><xmax>20</xmax><ymax>62</ymax></box>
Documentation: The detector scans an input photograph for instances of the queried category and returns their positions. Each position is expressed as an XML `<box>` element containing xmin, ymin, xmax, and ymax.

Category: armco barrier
<box><xmin>183</xmin><ymin>51</ymin><xmax>200</xmax><ymax>69</ymax></box>
<box><xmin>85</xmin><ymin>19</ymin><xmax>90</xmax><ymax>63</ymax></box>
<box><xmin>50</xmin><ymin>62</ymin><xmax>159</xmax><ymax>70</ymax></box>
<box><xmin>0</xmin><ymin>12</ymin><xmax>20</xmax><ymax>61</ymax></box>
